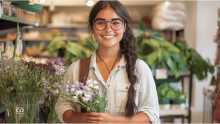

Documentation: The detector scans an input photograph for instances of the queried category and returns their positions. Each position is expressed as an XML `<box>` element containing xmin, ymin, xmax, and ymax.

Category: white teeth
<box><xmin>103</xmin><ymin>36</ymin><xmax>114</xmax><ymax>38</ymax></box>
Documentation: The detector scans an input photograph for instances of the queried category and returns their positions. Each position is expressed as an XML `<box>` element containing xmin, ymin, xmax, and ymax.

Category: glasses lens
<box><xmin>111</xmin><ymin>20</ymin><xmax>123</xmax><ymax>30</ymax></box>
<box><xmin>94</xmin><ymin>20</ymin><xmax>106</xmax><ymax>30</ymax></box>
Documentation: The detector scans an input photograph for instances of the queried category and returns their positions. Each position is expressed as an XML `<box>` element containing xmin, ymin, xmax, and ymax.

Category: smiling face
<box><xmin>91</xmin><ymin>7</ymin><xmax>126</xmax><ymax>49</ymax></box>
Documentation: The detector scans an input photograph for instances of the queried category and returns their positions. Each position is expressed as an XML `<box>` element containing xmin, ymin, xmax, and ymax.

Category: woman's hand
<box><xmin>86</xmin><ymin>111</ymin><xmax>116</xmax><ymax>123</ymax></box>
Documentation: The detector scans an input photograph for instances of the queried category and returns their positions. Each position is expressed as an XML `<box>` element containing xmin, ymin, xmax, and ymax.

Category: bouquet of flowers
<box><xmin>41</xmin><ymin>63</ymin><xmax>68</xmax><ymax>123</ymax></box>
<box><xmin>0</xmin><ymin>54</ymin><xmax>68</xmax><ymax>123</ymax></box>
<box><xmin>52</xmin><ymin>79</ymin><xmax>107</xmax><ymax>113</ymax></box>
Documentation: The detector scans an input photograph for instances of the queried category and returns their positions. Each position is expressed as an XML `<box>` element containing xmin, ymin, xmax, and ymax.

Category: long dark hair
<box><xmin>88</xmin><ymin>1</ymin><xmax>138</xmax><ymax>117</ymax></box>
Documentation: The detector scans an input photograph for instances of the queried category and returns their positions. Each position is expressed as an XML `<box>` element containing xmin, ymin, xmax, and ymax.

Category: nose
<box><xmin>105</xmin><ymin>21</ymin><xmax>112</xmax><ymax>32</ymax></box>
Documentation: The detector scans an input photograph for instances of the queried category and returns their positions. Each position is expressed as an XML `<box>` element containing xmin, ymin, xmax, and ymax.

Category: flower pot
<box><xmin>159</xmin><ymin>99</ymin><xmax>170</xmax><ymax>110</ymax></box>
<box><xmin>171</xmin><ymin>99</ymin><xmax>186</xmax><ymax>110</ymax></box>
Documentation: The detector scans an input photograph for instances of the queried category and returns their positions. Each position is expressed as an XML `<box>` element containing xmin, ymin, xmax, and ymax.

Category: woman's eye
<box><xmin>112</xmin><ymin>22</ymin><xmax>119</xmax><ymax>25</ymax></box>
<box><xmin>97</xmin><ymin>22</ymin><xmax>105</xmax><ymax>25</ymax></box>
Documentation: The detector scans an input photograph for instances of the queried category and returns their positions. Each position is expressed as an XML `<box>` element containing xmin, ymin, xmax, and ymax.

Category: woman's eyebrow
<box><xmin>95</xmin><ymin>18</ymin><xmax>122</xmax><ymax>21</ymax></box>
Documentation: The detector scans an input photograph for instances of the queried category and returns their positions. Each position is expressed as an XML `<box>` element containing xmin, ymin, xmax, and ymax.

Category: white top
<box><xmin>55</xmin><ymin>51</ymin><xmax>160</xmax><ymax>123</ymax></box>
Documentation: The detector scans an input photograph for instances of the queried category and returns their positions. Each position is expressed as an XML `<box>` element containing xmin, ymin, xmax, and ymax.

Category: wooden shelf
<box><xmin>23</xmin><ymin>36</ymin><xmax>79</xmax><ymax>41</ymax></box>
<box><xmin>46</xmin><ymin>23</ymin><xmax>88</xmax><ymax>28</ymax></box>
<box><xmin>160</xmin><ymin>109</ymin><xmax>188</xmax><ymax>116</ymax></box>
<box><xmin>0</xmin><ymin>15</ymin><xmax>39</xmax><ymax>30</ymax></box>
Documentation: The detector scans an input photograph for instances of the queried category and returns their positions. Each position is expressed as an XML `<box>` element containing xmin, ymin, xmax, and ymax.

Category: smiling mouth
<box><xmin>102</xmin><ymin>35</ymin><xmax>115</xmax><ymax>38</ymax></box>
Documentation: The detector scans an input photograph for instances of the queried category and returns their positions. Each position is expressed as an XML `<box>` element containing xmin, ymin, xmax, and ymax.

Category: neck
<box><xmin>96</xmin><ymin>47</ymin><xmax>121</xmax><ymax>62</ymax></box>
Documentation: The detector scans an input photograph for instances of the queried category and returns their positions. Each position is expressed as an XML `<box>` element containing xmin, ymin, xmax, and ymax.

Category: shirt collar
<box><xmin>89</xmin><ymin>50</ymin><xmax>127</xmax><ymax>69</ymax></box>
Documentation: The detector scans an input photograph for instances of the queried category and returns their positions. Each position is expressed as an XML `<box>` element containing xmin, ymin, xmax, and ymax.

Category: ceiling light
<box><xmin>87</xmin><ymin>0</ymin><xmax>94</xmax><ymax>7</ymax></box>
<box><xmin>40</xmin><ymin>0</ymin><xmax>45</xmax><ymax>4</ymax></box>
<box><xmin>165</xmin><ymin>1</ymin><xmax>170</xmax><ymax>6</ymax></box>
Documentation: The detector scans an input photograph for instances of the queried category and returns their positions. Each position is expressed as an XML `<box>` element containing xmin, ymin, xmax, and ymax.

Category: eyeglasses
<box><xmin>93</xmin><ymin>19</ymin><xmax>124</xmax><ymax>31</ymax></box>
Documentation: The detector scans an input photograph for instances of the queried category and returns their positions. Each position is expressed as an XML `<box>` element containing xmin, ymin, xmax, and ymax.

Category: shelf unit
<box><xmin>0</xmin><ymin>14</ymin><xmax>38</xmax><ymax>30</ymax></box>
<box><xmin>155</xmin><ymin>72</ymin><xmax>193</xmax><ymax>123</ymax></box>
<box><xmin>22</xmin><ymin>36</ymin><xmax>80</xmax><ymax>42</ymax></box>
<box><xmin>160</xmin><ymin>109</ymin><xmax>188</xmax><ymax>116</ymax></box>
<box><xmin>0</xmin><ymin>1</ymin><xmax>42</xmax><ymax>121</ymax></box>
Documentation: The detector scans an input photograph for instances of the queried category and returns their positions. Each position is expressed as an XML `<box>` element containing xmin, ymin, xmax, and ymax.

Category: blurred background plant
<box><xmin>47</xmin><ymin>30</ymin><xmax>98</xmax><ymax>65</ymax></box>
<box><xmin>134</xmin><ymin>19</ymin><xmax>215</xmax><ymax>80</ymax></box>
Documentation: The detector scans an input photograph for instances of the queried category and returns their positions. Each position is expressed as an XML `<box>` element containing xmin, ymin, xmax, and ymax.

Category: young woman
<box><xmin>55</xmin><ymin>1</ymin><xmax>160</xmax><ymax>123</ymax></box>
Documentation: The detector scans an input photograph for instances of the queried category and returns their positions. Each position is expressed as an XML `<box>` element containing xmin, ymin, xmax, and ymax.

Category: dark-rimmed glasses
<box><xmin>93</xmin><ymin>19</ymin><xmax>124</xmax><ymax>31</ymax></box>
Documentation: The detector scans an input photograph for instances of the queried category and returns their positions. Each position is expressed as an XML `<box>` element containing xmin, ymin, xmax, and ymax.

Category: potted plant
<box><xmin>157</xmin><ymin>83</ymin><xmax>175</xmax><ymax>110</ymax></box>
<box><xmin>171</xmin><ymin>90</ymin><xmax>187</xmax><ymax>110</ymax></box>
<box><xmin>135</xmin><ymin>19</ymin><xmax>215</xmax><ymax>80</ymax></box>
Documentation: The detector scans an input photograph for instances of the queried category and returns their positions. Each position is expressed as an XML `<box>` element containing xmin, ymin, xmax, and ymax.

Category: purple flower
<box><xmin>50</xmin><ymin>90</ymin><xmax>54</xmax><ymax>95</ymax></box>
<box><xmin>43</xmin><ymin>79</ymin><xmax>47</xmax><ymax>83</ymax></box>
<box><xmin>78</xmin><ymin>82</ymin><xmax>84</xmax><ymax>87</ymax></box>
<box><xmin>58</xmin><ymin>85</ymin><xmax>62</xmax><ymax>90</ymax></box>
<box><xmin>89</xmin><ymin>97</ymin><xmax>93</xmax><ymax>102</ymax></box>
<box><xmin>55</xmin><ymin>82</ymin><xmax>59</xmax><ymax>87</ymax></box>
<box><xmin>63</xmin><ymin>93</ymin><xmax>67</xmax><ymax>97</ymax></box>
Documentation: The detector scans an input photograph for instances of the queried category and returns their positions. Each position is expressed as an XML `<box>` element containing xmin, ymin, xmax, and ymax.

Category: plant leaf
<box><xmin>138</xmin><ymin>19</ymin><xmax>146</xmax><ymax>32</ymax></box>
<box><xmin>146</xmin><ymin>51</ymin><xmax>158</xmax><ymax>65</ymax></box>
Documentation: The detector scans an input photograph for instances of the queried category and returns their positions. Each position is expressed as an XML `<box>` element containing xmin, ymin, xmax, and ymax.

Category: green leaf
<box><xmin>151</xmin><ymin>32</ymin><xmax>166</xmax><ymax>41</ymax></box>
<box><xmin>146</xmin><ymin>51</ymin><xmax>158</xmax><ymax>65</ymax></box>
<box><xmin>137</xmin><ymin>35</ymin><xmax>143</xmax><ymax>48</ymax></box>
<box><xmin>166</xmin><ymin>57</ymin><xmax>176</xmax><ymax>73</ymax></box>
<box><xmin>138</xmin><ymin>19</ymin><xmax>146</xmax><ymax>32</ymax></box>
<box><xmin>175</xmin><ymin>69</ymin><xmax>182</xmax><ymax>78</ymax></box>
<box><xmin>158</xmin><ymin>49</ymin><xmax>163</xmax><ymax>63</ymax></box>
<box><xmin>167</xmin><ymin>45</ymin><xmax>180</xmax><ymax>53</ymax></box>
<box><xmin>162</xmin><ymin>50</ymin><xmax>169</xmax><ymax>61</ymax></box>
<box><xmin>66</xmin><ymin>41</ymin><xmax>83</xmax><ymax>56</ymax></box>
<box><xmin>170</xmin><ymin>52</ymin><xmax>180</xmax><ymax>62</ymax></box>
<box><xmin>210</xmin><ymin>75</ymin><xmax>216</xmax><ymax>85</ymax></box>
<box><xmin>145</xmin><ymin>38</ymin><xmax>160</xmax><ymax>48</ymax></box>
<box><xmin>133</xmin><ymin>30</ymin><xmax>144</xmax><ymax>37</ymax></box>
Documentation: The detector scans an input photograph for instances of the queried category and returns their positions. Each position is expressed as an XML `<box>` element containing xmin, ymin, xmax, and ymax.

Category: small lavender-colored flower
<box><xmin>50</xmin><ymin>90</ymin><xmax>55</xmax><ymax>95</ymax></box>
<box><xmin>55</xmin><ymin>82</ymin><xmax>59</xmax><ymax>87</ymax></box>
<box><xmin>63</xmin><ymin>93</ymin><xmax>67</xmax><ymax>97</ymax></box>
<box><xmin>43</xmin><ymin>79</ymin><xmax>47</xmax><ymax>83</ymax></box>
<box><xmin>88</xmin><ymin>97</ymin><xmax>92</xmax><ymax>102</ymax></box>
<box><xmin>78</xmin><ymin>82</ymin><xmax>84</xmax><ymax>87</ymax></box>
<box><xmin>58</xmin><ymin>85</ymin><xmax>62</xmax><ymax>90</ymax></box>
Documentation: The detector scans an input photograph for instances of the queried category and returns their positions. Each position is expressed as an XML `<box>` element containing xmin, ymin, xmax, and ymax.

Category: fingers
<box><xmin>87</xmin><ymin>116</ymin><xmax>103</xmax><ymax>121</ymax></box>
<box><xmin>89</xmin><ymin>112</ymin><xmax>101</xmax><ymax>116</ymax></box>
